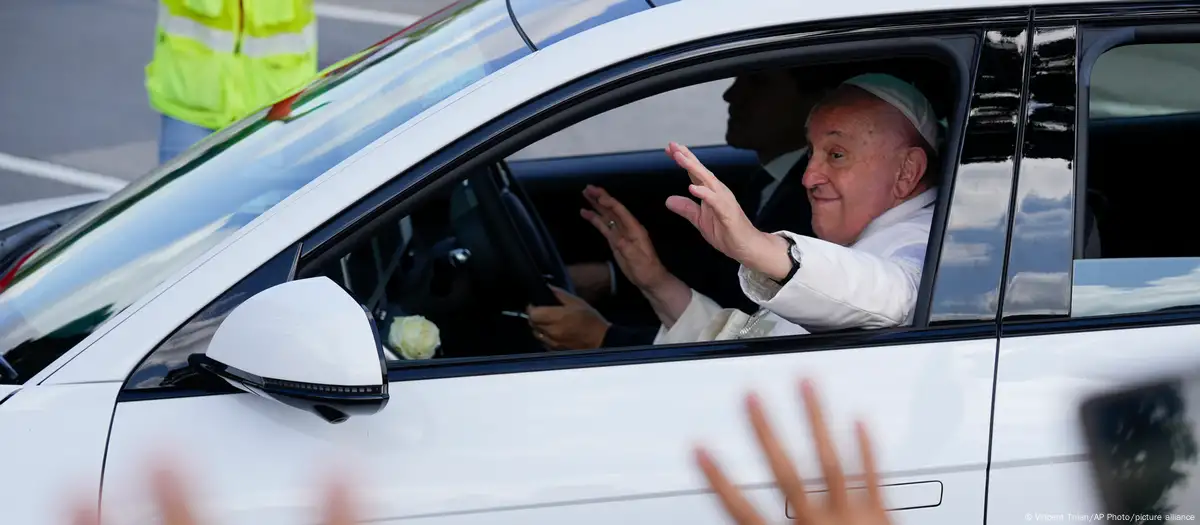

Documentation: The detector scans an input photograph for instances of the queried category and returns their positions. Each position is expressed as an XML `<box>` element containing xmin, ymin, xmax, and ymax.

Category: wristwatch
<box><xmin>773</xmin><ymin>234</ymin><xmax>802</xmax><ymax>286</ymax></box>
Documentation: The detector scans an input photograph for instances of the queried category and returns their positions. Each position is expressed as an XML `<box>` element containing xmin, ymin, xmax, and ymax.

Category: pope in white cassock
<box><xmin>528</xmin><ymin>73</ymin><xmax>941</xmax><ymax>346</ymax></box>
<box><xmin>658</xmin><ymin>72</ymin><xmax>940</xmax><ymax>342</ymax></box>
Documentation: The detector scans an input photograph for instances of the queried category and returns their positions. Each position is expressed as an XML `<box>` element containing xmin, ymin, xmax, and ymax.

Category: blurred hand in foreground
<box><xmin>70</xmin><ymin>462</ymin><xmax>355</xmax><ymax>525</ymax></box>
<box><xmin>694</xmin><ymin>378</ymin><xmax>894</xmax><ymax>525</ymax></box>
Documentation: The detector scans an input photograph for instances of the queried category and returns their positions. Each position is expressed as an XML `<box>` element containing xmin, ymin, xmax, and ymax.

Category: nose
<box><xmin>722</xmin><ymin>78</ymin><xmax>744</xmax><ymax>104</ymax></box>
<box><xmin>801</xmin><ymin>158</ymin><xmax>828</xmax><ymax>189</ymax></box>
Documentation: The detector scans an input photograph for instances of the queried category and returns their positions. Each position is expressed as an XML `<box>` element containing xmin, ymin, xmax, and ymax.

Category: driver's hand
<box><xmin>580</xmin><ymin>185</ymin><xmax>674</xmax><ymax>296</ymax></box>
<box><xmin>526</xmin><ymin>285</ymin><xmax>611</xmax><ymax>350</ymax></box>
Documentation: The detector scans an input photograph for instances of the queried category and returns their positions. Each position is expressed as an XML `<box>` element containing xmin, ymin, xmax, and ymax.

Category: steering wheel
<box><xmin>450</xmin><ymin>165</ymin><xmax>573</xmax><ymax>308</ymax></box>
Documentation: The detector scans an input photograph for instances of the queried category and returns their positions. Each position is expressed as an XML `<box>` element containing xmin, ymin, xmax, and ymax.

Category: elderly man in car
<box><xmin>528</xmin><ymin>72</ymin><xmax>940</xmax><ymax>346</ymax></box>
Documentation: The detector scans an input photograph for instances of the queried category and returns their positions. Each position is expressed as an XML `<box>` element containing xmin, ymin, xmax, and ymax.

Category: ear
<box><xmin>893</xmin><ymin>146</ymin><xmax>928</xmax><ymax>199</ymax></box>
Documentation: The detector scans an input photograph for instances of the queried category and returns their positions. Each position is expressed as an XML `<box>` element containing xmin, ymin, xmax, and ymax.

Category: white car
<box><xmin>4</xmin><ymin>0</ymin><xmax>1200</xmax><ymax>522</ymax></box>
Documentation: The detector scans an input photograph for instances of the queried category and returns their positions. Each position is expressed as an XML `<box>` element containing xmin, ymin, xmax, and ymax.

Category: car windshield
<box><xmin>0</xmin><ymin>0</ymin><xmax>530</xmax><ymax>385</ymax></box>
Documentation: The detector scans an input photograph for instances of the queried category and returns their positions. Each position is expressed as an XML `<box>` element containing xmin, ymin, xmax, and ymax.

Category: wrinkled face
<box><xmin>723</xmin><ymin>71</ymin><xmax>819</xmax><ymax>158</ymax></box>
<box><xmin>802</xmin><ymin>88</ymin><xmax>929</xmax><ymax>246</ymax></box>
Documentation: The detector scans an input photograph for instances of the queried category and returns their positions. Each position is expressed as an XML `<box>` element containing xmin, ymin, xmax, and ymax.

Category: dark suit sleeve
<box><xmin>601</xmin><ymin>323</ymin><xmax>659</xmax><ymax>348</ymax></box>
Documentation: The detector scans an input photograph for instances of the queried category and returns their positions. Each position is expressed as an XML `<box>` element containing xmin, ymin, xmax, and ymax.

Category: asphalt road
<box><xmin>0</xmin><ymin>0</ymin><xmax>454</xmax><ymax>205</ymax></box>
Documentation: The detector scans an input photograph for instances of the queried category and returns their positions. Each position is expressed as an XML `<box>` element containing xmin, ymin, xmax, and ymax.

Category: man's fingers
<box><xmin>665</xmin><ymin>195</ymin><xmax>701</xmax><ymax>228</ymax></box>
<box><xmin>595</xmin><ymin>192</ymin><xmax>645</xmax><ymax>235</ymax></box>
<box><xmin>745</xmin><ymin>393</ymin><xmax>810</xmax><ymax>516</ymax></box>
<box><xmin>800</xmin><ymin>379</ymin><xmax>848</xmax><ymax>512</ymax></box>
<box><xmin>688</xmin><ymin>184</ymin><xmax>719</xmax><ymax>203</ymax></box>
<box><xmin>581</xmin><ymin>209</ymin><xmax>619</xmax><ymax>244</ymax></box>
<box><xmin>586</xmin><ymin>185</ymin><xmax>645</xmax><ymax>236</ymax></box>
<box><xmin>856</xmin><ymin>419</ymin><xmax>887</xmax><ymax>512</ymax></box>
<box><xmin>668</xmin><ymin>142</ymin><xmax>722</xmax><ymax>190</ymax></box>
<box><xmin>694</xmin><ymin>447</ymin><xmax>767</xmax><ymax>525</ymax></box>
<box><xmin>583</xmin><ymin>187</ymin><xmax>608</xmax><ymax>213</ymax></box>
<box><xmin>321</xmin><ymin>477</ymin><xmax>356</xmax><ymax>525</ymax></box>
<box><xmin>69</xmin><ymin>500</ymin><xmax>100</xmax><ymax>525</ymax></box>
<box><xmin>526</xmin><ymin>305</ymin><xmax>560</xmax><ymax>325</ymax></box>
<box><xmin>583</xmin><ymin>186</ymin><xmax>619</xmax><ymax>222</ymax></box>
<box><xmin>547</xmin><ymin>285</ymin><xmax>577</xmax><ymax>305</ymax></box>
<box><xmin>688</xmin><ymin>182</ymin><xmax>749</xmax><ymax>225</ymax></box>
<box><xmin>150</xmin><ymin>464</ymin><xmax>198</xmax><ymax>525</ymax></box>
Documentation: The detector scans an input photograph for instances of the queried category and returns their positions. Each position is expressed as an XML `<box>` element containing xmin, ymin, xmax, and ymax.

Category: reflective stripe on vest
<box><xmin>158</xmin><ymin>7</ymin><xmax>236</xmax><ymax>52</ymax></box>
<box><xmin>242</xmin><ymin>23</ymin><xmax>316</xmax><ymax>57</ymax></box>
<box><xmin>158</xmin><ymin>5</ymin><xmax>314</xmax><ymax>57</ymax></box>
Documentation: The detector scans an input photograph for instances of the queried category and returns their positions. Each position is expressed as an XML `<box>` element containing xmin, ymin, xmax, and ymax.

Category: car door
<box><xmin>90</xmin><ymin>8</ymin><xmax>1028</xmax><ymax>525</ymax></box>
<box><xmin>988</xmin><ymin>9</ymin><xmax>1200</xmax><ymax>522</ymax></box>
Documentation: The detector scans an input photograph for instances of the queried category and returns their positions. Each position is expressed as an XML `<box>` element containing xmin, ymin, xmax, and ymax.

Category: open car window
<box><xmin>128</xmin><ymin>53</ymin><xmax>963</xmax><ymax>395</ymax></box>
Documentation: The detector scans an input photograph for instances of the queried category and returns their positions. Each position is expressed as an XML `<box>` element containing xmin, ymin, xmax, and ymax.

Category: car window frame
<box><xmin>120</xmin><ymin>11</ymin><xmax>1032</xmax><ymax>399</ymax></box>
<box><xmin>1000</xmin><ymin>7</ymin><xmax>1200</xmax><ymax>336</ymax></box>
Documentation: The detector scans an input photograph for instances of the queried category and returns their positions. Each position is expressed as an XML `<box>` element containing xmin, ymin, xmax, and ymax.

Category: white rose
<box><xmin>387</xmin><ymin>315</ymin><xmax>440</xmax><ymax>360</ymax></box>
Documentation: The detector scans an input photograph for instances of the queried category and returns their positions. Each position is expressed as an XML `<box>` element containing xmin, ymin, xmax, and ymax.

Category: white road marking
<box><xmin>314</xmin><ymin>4</ymin><xmax>421</xmax><ymax>27</ymax></box>
<box><xmin>0</xmin><ymin>152</ymin><xmax>128</xmax><ymax>192</ymax></box>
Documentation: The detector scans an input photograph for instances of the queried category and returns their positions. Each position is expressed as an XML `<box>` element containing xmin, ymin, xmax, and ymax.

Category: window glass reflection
<box><xmin>1002</xmin><ymin>25</ymin><xmax>1076</xmax><ymax>320</ymax></box>
<box><xmin>510</xmin><ymin>0</ymin><xmax>649</xmax><ymax>49</ymax></box>
<box><xmin>1073</xmin><ymin>258</ymin><xmax>1200</xmax><ymax>318</ymax></box>
<box><xmin>0</xmin><ymin>0</ymin><xmax>530</xmax><ymax>385</ymax></box>
<box><xmin>929</xmin><ymin>28</ymin><xmax>1027</xmax><ymax>324</ymax></box>
<box><xmin>1092</xmin><ymin>43</ymin><xmax>1200</xmax><ymax>118</ymax></box>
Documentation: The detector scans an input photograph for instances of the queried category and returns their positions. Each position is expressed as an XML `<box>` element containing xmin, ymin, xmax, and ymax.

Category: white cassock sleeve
<box><xmin>652</xmin><ymin>289</ymin><xmax>725</xmax><ymax>345</ymax></box>
<box><xmin>738</xmin><ymin>231</ymin><xmax>926</xmax><ymax>331</ymax></box>
<box><xmin>652</xmin><ymin>290</ymin><xmax>813</xmax><ymax>344</ymax></box>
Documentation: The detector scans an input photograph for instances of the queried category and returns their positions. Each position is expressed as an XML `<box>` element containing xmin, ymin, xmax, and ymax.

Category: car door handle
<box><xmin>786</xmin><ymin>480</ymin><xmax>943</xmax><ymax>516</ymax></box>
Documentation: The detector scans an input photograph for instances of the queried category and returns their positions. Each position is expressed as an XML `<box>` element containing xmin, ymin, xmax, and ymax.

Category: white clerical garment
<box><xmin>654</xmin><ymin>188</ymin><xmax>937</xmax><ymax>344</ymax></box>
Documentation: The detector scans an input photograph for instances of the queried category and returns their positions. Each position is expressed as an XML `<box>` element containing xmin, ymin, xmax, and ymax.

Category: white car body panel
<box><xmin>987</xmin><ymin>326</ymin><xmax>1200</xmax><ymax>523</ymax></box>
<box><xmin>101</xmin><ymin>339</ymin><xmax>995</xmax><ymax>524</ymax></box>
<box><xmin>0</xmin><ymin>383</ymin><xmax>120</xmax><ymax>524</ymax></box>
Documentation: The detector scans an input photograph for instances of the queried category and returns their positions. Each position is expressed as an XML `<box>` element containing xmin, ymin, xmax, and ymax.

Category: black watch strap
<box><xmin>773</xmin><ymin>234</ymin><xmax>801</xmax><ymax>286</ymax></box>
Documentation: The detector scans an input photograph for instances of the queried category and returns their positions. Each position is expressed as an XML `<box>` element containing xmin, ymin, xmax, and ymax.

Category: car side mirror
<box><xmin>190</xmin><ymin>276</ymin><xmax>389</xmax><ymax>424</ymax></box>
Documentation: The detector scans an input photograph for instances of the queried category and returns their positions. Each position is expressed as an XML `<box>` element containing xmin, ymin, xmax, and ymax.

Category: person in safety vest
<box><xmin>146</xmin><ymin>0</ymin><xmax>318</xmax><ymax>163</ymax></box>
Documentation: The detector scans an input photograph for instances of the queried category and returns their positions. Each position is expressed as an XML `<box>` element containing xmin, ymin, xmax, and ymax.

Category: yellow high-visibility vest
<box><xmin>145</xmin><ymin>0</ymin><xmax>318</xmax><ymax>130</ymax></box>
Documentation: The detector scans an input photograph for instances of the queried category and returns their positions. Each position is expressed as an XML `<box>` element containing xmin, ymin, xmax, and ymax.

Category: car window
<box><xmin>1074</xmin><ymin>42</ymin><xmax>1200</xmax><ymax>318</ymax></box>
<box><xmin>0</xmin><ymin>0</ymin><xmax>530</xmax><ymax>385</ymax></box>
<box><xmin>1090</xmin><ymin>44</ymin><xmax>1200</xmax><ymax>118</ymax></box>
<box><xmin>126</xmin><ymin>48</ymin><xmax>974</xmax><ymax>392</ymax></box>
<box><xmin>124</xmin><ymin>245</ymin><xmax>300</xmax><ymax>391</ymax></box>
<box><xmin>509</xmin><ymin>79</ymin><xmax>731</xmax><ymax>160</ymax></box>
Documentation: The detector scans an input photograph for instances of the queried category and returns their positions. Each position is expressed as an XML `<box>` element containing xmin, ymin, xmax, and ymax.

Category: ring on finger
<box><xmin>606</xmin><ymin>220</ymin><xmax>616</xmax><ymax>230</ymax></box>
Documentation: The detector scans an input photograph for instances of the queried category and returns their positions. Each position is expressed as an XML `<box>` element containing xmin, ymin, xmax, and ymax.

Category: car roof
<box><xmin>509</xmin><ymin>0</ymin><xmax>1124</xmax><ymax>53</ymax></box>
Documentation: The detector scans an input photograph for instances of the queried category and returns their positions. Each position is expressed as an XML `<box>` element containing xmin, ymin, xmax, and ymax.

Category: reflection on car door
<box><xmin>987</xmin><ymin>15</ymin><xmax>1200</xmax><ymax>521</ymax></box>
<box><xmin>95</xmin><ymin>25</ymin><xmax>1031</xmax><ymax>525</ymax></box>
